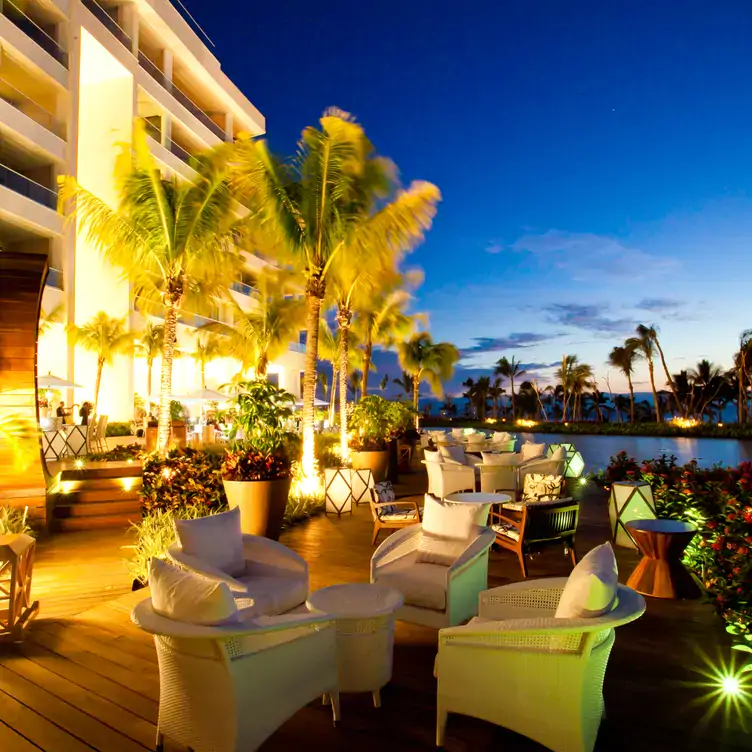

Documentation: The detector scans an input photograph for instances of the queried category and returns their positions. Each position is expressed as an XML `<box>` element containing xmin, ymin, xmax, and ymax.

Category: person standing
<box><xmin>79</xmin><ymin>401</ymin><xmax>93</xmax><ymax>426</ymax></box>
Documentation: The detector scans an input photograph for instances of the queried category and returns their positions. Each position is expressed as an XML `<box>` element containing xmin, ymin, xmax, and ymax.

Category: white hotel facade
<box><xmin>0</xmin><ymin>0</ymin><xmax>305</xmax><ymax>421</ymax></box>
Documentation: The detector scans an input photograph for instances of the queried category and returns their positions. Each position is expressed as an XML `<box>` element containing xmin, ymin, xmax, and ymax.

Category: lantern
<box><xmin>0</xmin><ymin>534</ymin><xmax>39</xmax><ymax>642</ymax></box>
<box><xmin>350</xmin><ymin>469</ymin><xmax>374</xmax><ymax>507</ymax></box>
<box><xmin>548</xmin><ymin>443</ymin><xmax>585</xmax><ymax>478</ymax></box>
<box><xmin>325</xmin><ymin>468</ymin><xmax>353</xmax><ymax>516</ymax></box>
<box><xmin>608</xmin><ymin>482</ymin><xmax>657</xmax><ymax>548</ymax></box>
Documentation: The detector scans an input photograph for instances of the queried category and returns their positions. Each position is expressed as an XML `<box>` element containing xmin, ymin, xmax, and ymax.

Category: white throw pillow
<box><xmin>555</xmin><ymin>542</ymin><xmax>618</xmax><ymax>619</ymax></box>
<box><xmin>549</xmin><ymin>446</ymin><xmax>566</xmax><ymax>462</ymax></box>
<box><xmin>451</xmin><ymin>428</ymin><xmax>464</xmax><ymax>438</ymax></box>
<box><xmin>416</xmin><ymin>495</ymin><xmax>477</xmax><ymax>566</ymax></box>
<box><xmin>174</xmin><ymin>507</ymin><xmax>246</xmax><ymax>577</ymax></box>
<box><xmin>424</xmin><ymin>450</ymin><xmax>443</xmax><ymax>464</ymax></box>
<box><xmin>439</xmin><ymin>445</ymin><xmax>466</xmax><ymax>465</ymax></box>
<box><xmin>520</xmin><ymin>442</ymin><xmax>545</xmax><ymax>462</ymax></box>
<box><xmin>481</xmin><ymin>451</ymin><xmax>520</xmax><ymax>466</ymax></box>
<box><xmin>149</xmin><ymin>557</ymin><xmax>240</xmax><ymax>626</ymax></box>
<box><xmin>467</xmin><ymin>433</ymin><xmax>485</xmax><ymax>443</ymax></box>
<box><xmin>493</xmin><ymin>431</ymin><xmax>512</xmax><ymax>443</ymax></box>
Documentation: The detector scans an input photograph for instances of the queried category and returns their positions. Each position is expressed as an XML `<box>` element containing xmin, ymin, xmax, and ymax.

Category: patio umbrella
<box><xmin>183</xmin><ymin>388</ymin><xmax>230</xmax><ymax>402</ymax></box>
<box><xmin>294</xmin><ymin>398</ymin><xmax>329</xmax><ymax>408</ymax></box>
<box><xmin>38</xmin><ymin>372</ymin><xmax>83</xmax><ymax>389</ymax></box>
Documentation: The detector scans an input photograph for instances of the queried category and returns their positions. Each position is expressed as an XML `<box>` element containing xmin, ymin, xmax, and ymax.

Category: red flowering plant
<box><xmin>604</xmin><ymin>453</ymin><xmax>752</xmax><ymax>652</ymax></box>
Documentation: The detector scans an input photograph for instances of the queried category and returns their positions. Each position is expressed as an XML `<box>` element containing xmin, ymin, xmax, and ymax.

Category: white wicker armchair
<box><xmin>423</xmin><ymin>460</ymin><xmax>475</xmax><ymax>498</ymax></box>
<box><xmin>168</xmin><ymin>534</ymin><xmax>309</xmax><ymax>615</ymax></box>
<box><xmin>435</xmin><ymin>578</ymin><xmax>646</xmax><ymax>752</ymax></box>
<box><xmin>132</xmin><ymin>599</ymin><xmax>340</xmax><ymax>752</ymax></box>
<box><xmin>370</xmin><ymin>524</ymin><xmax>495</xmax><ymax>628</ymax></box>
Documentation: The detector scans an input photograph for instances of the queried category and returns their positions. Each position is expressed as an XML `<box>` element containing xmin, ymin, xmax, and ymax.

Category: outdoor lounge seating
<box><xmin>435</xmin><ymin>570</ymin><xmax>646</xmax><ymax>752</ymax></box>
<box><xmin>371</xmin><ymin>497</ymin><xmax>495</xmax><ymax>627</ymax></box>
<box><xmin>168</xmin><ymin>508</ymin><xmax>309</xmax><ymax>615</ymax></box>
<box><xmin>423</xmin><ymin>454</ymin><xmax>475</xmax><ymax>498</ymax></box>
<box><xmin>518</xmin><ymin>454</ymin><xmax>566</xmax><ymax>485</ymax></box>
<box><xmin>368</xmin><ymin>481</ymin><xmax>422</xmax><ymax>545</ymax></box>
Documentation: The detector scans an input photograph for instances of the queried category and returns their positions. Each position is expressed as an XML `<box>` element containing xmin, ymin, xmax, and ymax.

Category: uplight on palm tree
<box><xmin>68</xmin><ymin>312</ymin><xmax>132</xmax><ymax>414</ymax></box>
<box><xmin>495</xmin><ymin>356</ymin><xmax>526</xmax><ymax>420</ymax></box>
<box><xmin>397</xmin><ymin>333</ymin><xmax>459</xmax><ymax>428</ymax></box>
<box><xmin>232</xmin><ymin>109</ymin><xmax>440</xmax><ymax>477</ymax></box>
<box><xmin>59</xmin><ymin>123</ymin><xmax>243</xmax><ymax>455</ymax></box>
<box><xmin>135</xmin><ymin>321</ymin><xmax>164</xmax><ymax>409</ymax></box>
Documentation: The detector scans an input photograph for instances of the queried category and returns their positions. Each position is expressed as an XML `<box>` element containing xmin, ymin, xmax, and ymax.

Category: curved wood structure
<box><xmin>0</xmin><ymin>252</ymin><xmax>50</xmax><ymax>527</ymax></box>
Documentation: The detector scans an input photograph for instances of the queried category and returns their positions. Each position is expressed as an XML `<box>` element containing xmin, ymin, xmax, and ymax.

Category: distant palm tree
<box><xmin>193</xmin><ymin>332</ymin><xmax>226</xmax><ymax>389</ymax></box>
<box><xmin>627</xmin><ymin>326</ymin><xmax>661</xmax><ymax>422</ymax></box>
<box><xmin>317</xmin><ymin>370</ymin><xmax>329</xmax><ymax>402</ymax></box>
<box><xmin>68</xmin><ymin>312</ymin><xmax>132</xmax><ymax>414</ymax></box>
<box><xmin>495</xmin><ymin>356</ymin><xmax>526</xmax><ymax>420</ymax></box>
<box><xmin>646</xmin><ymin>324</ymin><xmax>683</xmax><ymax>417</ymax></box>
<box><xmin>39</xmin><ymin>302</ymin><xmax>64</xmax><ymax>337</ymax></box>
<box><xmin>737</xmin><ymin>330</ymin><xmax>752</xmax><ymax>423</ymax></box>
<box><xmin>555</xmin><ymin>355</ymin><xmax>576</xmax><ymax>421</ymax></box>
<box><xmin>464</xmin><ymin>376</ymin><xmax>491</xmax><ymax>420</ymax></box>
<box><xmin>379</xmin><ymin>373</ymin><xmax>390</xmax><ymax>393</ymax></box>
<box><xmin>392</xmin><ymin>371</ymin><xmax>414</xmax><ymax>399</ymax></box>
<box><xmin>136</xmin><ymin>322</ymin><xmax>164</xmax><ymax>408</ymax></box>
<box><xmin>488</xmin><ymin>377</ymin><xmax>505</xmax><ymax>419</ymax></box>
<box><xmin>348</xmin><ymin>371</ymin><xmax>363</xmax><ymax>401</ymax></box>
<box><xmin>608</xmin><ymin>344</ymin><xmax>637</xmax><ymax>423</ymax></box>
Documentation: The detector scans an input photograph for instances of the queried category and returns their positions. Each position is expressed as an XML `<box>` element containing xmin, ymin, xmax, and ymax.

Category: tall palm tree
<box><xmin>608</xmin><ymin>343</ymin><xmax>637</xmax><ymax>423</ymax></box>
<box><xmin>68</xmin><ymin>312</ymin><xmax>132</xmax><ymax>414</ymax></box>
<box><xmin>135</xmin><ymin>321</ymin><xmax>164</xmax><ymax>408</ymax></box>
<box><xmin>347</xmin><ymin>371</ymin><xmax>363</xmax><ymax>401</ymax></box>
<box><xmin>59</xmin><ymin>124</ymin><xmax>242</xmax><ymax>454</ymax></box>
<box><xmin>392</xmin><ymin>371</ymin><xmax>414</xmax><ymax>399</ymax></box>
<box><xmin>644</xmin><ymin>324</ymin><xmax>683</xmax><ymax>417</ymax></box>
<box><xmin>495</xmin><ymin>356</ymin><xmax>526</xmax><ymax>420</ymax></box>
<box><xmin>627</xmin><ymin>325</ymin><xmax>662</xmax><ymax>422</ymax></box>
<box><xmin>488</xmin><ymin>377</ymin><xmax>504</xmax><ymax>418</ymax></box>
<box><xmin>737</xmin><ymin>330</ymin><xmax>752</xmax><ymax>423</ymax></box>
<box><xmin>193</xmin><ymin>332</ymin><xmax>226</xmax><ymax>389</ymax></box>
<box><xmin>569</xmin><ymin>361</ymin><xmax>594</xmax><ymax>421</ymax></box>
<box><xmin>317</xmin><ymin>370</ymin><xmax>329</xmax><ymax>402</ymax></box>
<box><xmin>397</xmin><ymin>333</ymin><xmax>459</xmax><ymax>428</ymax></box>
<box><xmin>319</xmin><ymin>319</ymin><xmax>339</xmax><ymax>425</ymax></box>
<box><xmin>39</xmin><ymin>302</ymin><xmax>64</xmax><ymax>337</ymax></box>
<box><xmin>232</xmin><ymin>109</ymin><xmax>441</xmax><ymax>477</ymax></box>
<box><xmin>555</xmin><ymin>354</ymin><xmax>579</xmax><ymax>422</ymax></box>
<box><xmin>379</xmin><ymin>373</ymin><xmax>389</xmax><ymax>393</ymax></box>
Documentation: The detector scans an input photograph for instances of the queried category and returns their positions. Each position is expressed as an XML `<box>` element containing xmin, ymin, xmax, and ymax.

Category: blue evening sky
<box><xmin>188</xmin><ymin>0</ymin><xmax>752</xmax><ymax>396</ymax></box>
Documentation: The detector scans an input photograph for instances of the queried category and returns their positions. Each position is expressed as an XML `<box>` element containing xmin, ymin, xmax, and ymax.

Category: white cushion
<box><xmin>451</xmin><ymin>428</ymin><xmax>464</xmax><ymax>438</ymax></box>
<box><xmin>380</xmin><ymin>510</ymin><xmax>419</xmax><ymax>521</ymax></box>
<box><xmin>149</xmin><ymin>557</ymin><xmax>240</xmax><ymax>625</ymax></box>
<box><xmin>493</xmin><ymin>432</ymin><xmax>512</xmax><ymax>442</ymax></box>
<box><xmin>174</xmin><ymin>507</ymin><xmax>246</xmax><ymax>577</ymax></box>
<box><xmin>416</xmin><ymin>496</ymin><xmax>477</xmax><ymax>565</ymax></box>
<box><xmin>555</xmin><ymin>542</ymin><xmax>618</xmax><ymax>619</ymax></box>
<box><xmin>491</xmin><ymin>522</ymin><xmax>521</xmax><ymax>541</ymax></box>
<box><xmin>466</xmin><ymin>433</ymin><xmax>485</xmax><ymax>443</ymax></box>
<box><xmin>374</xmin><ymin>550</ymin><xmax>447</xmax><ymax>610</ymax></box>
<box><xmin>439</xmin><ymin>445</ymin><xmax>466</xmax><ymax>465</ymax></box>
<box><xmin>520</xmin><ymin>442</ymin><xmax>545</xmax><ymax>462</ymax></box>
<box><xmin>523</xmin><ymin>474</ymin><xmax>564</xmax><ymax>502</ymax></box>
<box><xmin>424</xmin><ymin>450</ymin><xmax>443</xmax><ymax>463</ymax></box>
<box><xmin>234</xmin><ymin>573</ymin><xmax>308</xmax><ymax>617</ymax></box>
<box><xmin>481</xmin><ymin>451</ymin><xmax>520</xmax><ymax>466</ymax></box>
<box><xmin>549</xmin><ymin>446</ymin><xmax>566</xmax><ymax>462</ymax></box>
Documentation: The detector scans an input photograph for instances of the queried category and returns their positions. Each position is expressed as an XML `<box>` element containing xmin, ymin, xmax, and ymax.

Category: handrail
<box><xmin>0</xmin><ymin>74</ymin><xmax>61</xmax><ymax>136</ymax></box>
<box><xmin>1</xmin><ymin>0</ymin><xmax>68</xmax><ymax>67</ymax></box>
<box><xmin>0</xmin><ymin>162</ymin><xmax>57</xmax><ymax>209</ymax></box>
<box><xmin>168</xmin><ymin>137</ymin><xmax>191</xmax><ymax>164</ymax></box>
<box><xmin>80</xmin><ymin>0</ymin><xmax>130</xmax><ymax>48</ymax></box>
<box><xmin>230</xmin><ymin>280</ymin><xmax>259</xmax><ymax>297</ymax></box>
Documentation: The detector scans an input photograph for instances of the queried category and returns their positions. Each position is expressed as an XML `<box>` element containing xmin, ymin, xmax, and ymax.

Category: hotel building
<box><xmin>0</xmin><ymin>0</ymin><xmax>305</xmax><ymax>421</ymax></box>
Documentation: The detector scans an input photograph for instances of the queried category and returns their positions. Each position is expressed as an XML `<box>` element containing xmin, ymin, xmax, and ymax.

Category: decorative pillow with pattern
<box><xmin>522</xmin><ymin>473</ymin><xmax>564</xmax><ymax>502</ymax></box>
<box><xmin>373</xmin><ymin>480</ymin><xmax>396</xmax><ymax>516</ymax></box>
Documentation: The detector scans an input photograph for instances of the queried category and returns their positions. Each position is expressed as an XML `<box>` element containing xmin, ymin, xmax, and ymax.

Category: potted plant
<box><xmin>169</xmin><ymin>400</ymin><xmax>187</xmax><ymax>448</ymax></box>
<box><xmin>349</xmin><ymin>395</ymin><xmax>394</xmax><ymax>483</ymax></box>
<box><xmin>221</xmin><ymin>379</ymin><xmax>296</xmax><ymax>540</ymax></box>
<box><xmin>388</xmin><ymin>401</ymin><xmax>418</xmax><ymax>474</ymax></box>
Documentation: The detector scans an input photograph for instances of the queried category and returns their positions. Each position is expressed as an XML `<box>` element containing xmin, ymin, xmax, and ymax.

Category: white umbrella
<box><xmin>38</xmin><ymin>372</ymin><xmax>83</xmax><ymax>389</ymax></box>
<box><xmin>184</xmin><ymin>388</ymin><xmax>230</xmax><ymax>402</ymax></box>
<box><xmin>294</xmin><ymin>398</ymin><xmax>329</xmax><ymax>408</ymax></box>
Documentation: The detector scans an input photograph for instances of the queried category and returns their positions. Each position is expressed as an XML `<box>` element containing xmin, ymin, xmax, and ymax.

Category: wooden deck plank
<box><xmin>0</xmin><ymin>720</ymin><xmax>43</xmax><ymax>752</ymax></box>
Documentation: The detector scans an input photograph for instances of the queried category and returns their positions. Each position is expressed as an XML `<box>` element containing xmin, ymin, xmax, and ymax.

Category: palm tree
<box><xmin>232</xmin><ymin>109</ymin><xmax>440</xmax><ymax>477</ymax></box>
<box><xmin>392</xmin><ymin>371</ymin><xmax>414</xmax><ymax>399</ymax></box>
<box><xmin>737</xmin><ymin>330</ymin><xmax>752</xmax><ymax>423</ymax></box>
<box><xmin>488</xmin><ymin>377</ymin><xmax>504</xmax><ymax>418</ymax></box>
<box><xmin>347</xmin><ymin>371</ymin><xmax>363</xmax><ymax>401</ymax></box>
<box><xmin>135</xmin><ymin>322</ymin><xmax>164</xmax><ymax>408</ymax></box>
<box><xmin>644</xmin><ymin>324</ymin><xmax>683</xmax><ymax>417</ymax></box>
<box><xmin>627</xmin><ymin>326</ymin><xmax>661</xmax><ymax>422</ymax></box>
<box><xmin>59</xmin><ymin>125</ymin><xmax>242</xmax><ymax>455</ymax></box>
<box><xmin>495</xmin><ymin>356</ymin><xmax>527</xmax><ymax>420</ymax></box>
<box><xmin>397</xmin><ymin>333</ymin><xmax>459</xmax><ymax>428</ymax></box>
<box><xmin>379</xmin><ymin>373</ymin><xmax>389</xmax><ymax>393</ymax></box>
<box><xmin>68</xmin><ymin>312</ymin><xmax>132</xmax><ymax>414</ymax></box>
<box><xmin>556</xmin><ymin>354</ymin><xmax>579</xmax><ymax>422</ymax></box>
<box><xmin>193</xmin><ymin>332</ymin><xmax>226</xmax><ymax>389</ymax></box>
<box><xmin>39</xmin><ymin>302</ymin><xmax>64</xmax><ymax>337</ymax></box>
<box><xmin>608</xmin><ymin>344</ymin><xmax>637</xmax><ymax>423</ymax></box>
<box><xmin>569</xmin><ymin>361</ymin><xmax>594</xmax><ymax>420</ymax></box>
<box><xmin>317</xmin><ymin>370</ymin><xmax>329</xmax><ymax>402</ymax></box>
<box><xmin>319</xmin><ymin>319</ymin><xmax>339</xmax><ymax>425</ymax></box>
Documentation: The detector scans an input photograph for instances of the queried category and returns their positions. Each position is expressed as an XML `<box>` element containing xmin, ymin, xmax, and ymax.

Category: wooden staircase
<box><xmin>53</xmin><ymin>462</ymin><xmax>143</xmax><ymax>531</ymax></box>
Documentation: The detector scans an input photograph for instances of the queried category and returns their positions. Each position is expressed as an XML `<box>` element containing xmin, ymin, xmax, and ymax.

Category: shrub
<box><xmin>105</xmin><ymin>421</ymin><xmax>133</xmax><ymax>437</ymax></box>
<box><xmin>140</xmin><ymin>447</ymin><xmax>226</xmax><ymax>514</ymax></box>
<box><xmin>170</xmin><ymin>400</ymin><xmax>186</xmax><ymax>422</ymax></box>
<box><xmin>88</xmin><ymin>443</ymin><xmax>144</xmax><ymax>462</ymax></box>
<box><xmin>0</xmin><ymin>506</ymin><xmax>33</xmax><ymax>536</ymax></box>
<box><xmin>315</xmin><ymin>433</ymin><xmax>341</xmax><ymax>469</ymax></box>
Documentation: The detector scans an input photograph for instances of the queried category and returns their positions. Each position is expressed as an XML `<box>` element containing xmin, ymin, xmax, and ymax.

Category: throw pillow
<box><xmin>373</xmin><ymin>480</ymin><xmax>396</xmax><ymax>515</ymax></box>
<box><xmin>481</xmin><ymin>451</ymin><xmax>520</xmax><ymax>466</ymax></box>
<box><xmin>549</xmin><ymin>446</ymin><xmax>566</xmax><ymax>462</ymax></box>
<box><xmin>555</xmin><ymin>542</ymin><xmax>618</xmax><ymax>619</ymax></box>
<box><xmin>416</xmin><ymin>495</ymin><xmax>478</xmax><ymax>566</ymax></box>
<box><xmin>493</xmin><ymin>431</ymin><xmax>512</xmax><ymax>443</ymax></box>
<box><xmin>440</xmin><ymin>444</ymin><xmax>466</xmax><ymax>465</ymax></box>
<box><xmin>174</xmin><ymin>507</ymin><xmax>246</xmax><ymax>577</ymax></box>
<box><xmin>424</xmin><ymin>449</ymin><xmax>443</xmax><ymax>464</ymax></box>
<box><xmin>520</xmin><ymin>442</ymin><xmax>545</xmax><ymax>462</ymax></box>
<box><xmin>149</xmin><ymin>557</ymin><xmax>240</xmax><ymax>626</ymax></box>
<box><xmin>522</xmin><ymin>473</ymin><xmax>564</xmax><ymax>502</ymax></box>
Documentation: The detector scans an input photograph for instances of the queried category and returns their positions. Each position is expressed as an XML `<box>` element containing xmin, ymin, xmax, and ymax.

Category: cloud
<box><xmin>635</xmin><ymin>298</ymin><xmax>683</xmax><ymax>312</ymax></box>
<box><xmin>511</xmin><ymin>230</ymin><xmax>679</xmax><ymax>281</ymax></box>
<box><xmin>459</xmin><ymin>332</ymin><xmax>551</xmax><ymax>357</ymax></box>
<box><xmin>544</xmin><ymin>303</ymin><xmax>635</xmax><ymax>335</ymax></box>
<box><xmin>484</xmin><ymin>242</ymin><xmax>503</xmax><ymax>254</ymax></box>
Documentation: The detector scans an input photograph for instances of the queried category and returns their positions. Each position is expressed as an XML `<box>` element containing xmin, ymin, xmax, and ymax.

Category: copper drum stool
<box><xmin>626</xmin><ymin>519</ymin><xmax>700</xmax><ymax>599</ymax></box>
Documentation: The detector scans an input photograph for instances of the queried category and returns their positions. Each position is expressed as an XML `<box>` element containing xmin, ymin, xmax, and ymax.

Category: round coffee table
<box><xmin>306</xmin><ymin>583</ymin><xmax>404</xmax><ymax>707</ymax></box>
<box><xmin>626</xmin><ymin>519</ymin><xmax>699</xmax><ymax>599</ymax></box>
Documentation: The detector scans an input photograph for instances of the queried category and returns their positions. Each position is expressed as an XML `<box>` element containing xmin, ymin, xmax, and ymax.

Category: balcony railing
<box><xmin>230</xmin><ymin>281</ymin><xmax>258</xmax><ymax>297</ymax></box>
<box><xmin>288</xmin><ymin>342</ymin><xmax>307</xmax><ymax>354</ymax></box>
<box><xmin>137</xmin><ymin>50</ymin><xmax>226</xmax><ymax>141</ymax></box>
<box><xmin>0</xmin><ymin>163</ymin><xmax>57</xmax><ymax>209</ymax></box>
<box><xmin>0</xmin><ymin>75</ymin><xmax>62</xmax><ymax>137</ymax></box>
<box><xmin>46</xmin><ymin>267</ymin><xmax>63</xmax><ymax>289</ymax></box>
<box><xmin>168</xmin><ymin>138</ymin><xmax>192</xmax><ymax>165</ymax></box>
<box><xmin>140</xmin><ymin>117</ymin><xmax>161</xmax><ymax>142</ymax></box>
<box><xmin>81</xmin><ymin>0</ymin><xmax>130</xmax><ymax>49</ymax></box>
<box><xmin>1</xmin><ymin>0</ymin><xmax>68</xmax><ymax>67</ymax></box>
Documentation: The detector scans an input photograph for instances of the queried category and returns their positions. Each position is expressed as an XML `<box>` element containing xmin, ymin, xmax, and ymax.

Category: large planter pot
<box><xmin>351</xmin><ymin>450</ymin><xmax>389</xmax><ymax>483</ymax></box>
<box><xmin>223</xmin><ymin>477</ymin><xmax>292</xmax><ymax>541</ymax></box>
<box><xmin>170</xmin><ymin>421</ymin><xmax>187</xmax><ymax>448</ymax></box>
<box><xmin>145</xmin><ymin>424</ymin><xmax>158</xmax><ymax>452</ymax></box>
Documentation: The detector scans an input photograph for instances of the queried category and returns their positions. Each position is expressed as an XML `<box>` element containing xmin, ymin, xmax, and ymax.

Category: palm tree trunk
<box><xmin>413</xmin><ymin>371</ymin><xmax>420</xmax><ymax>429</ymax></box>
<box><xmin>739</xmin><ymin>362</ymin><xmax>745</xmax><ymax>424</ymax></box>
<box><xmin>201</xmin><ymin>362</ymin><xmax>206</xmax><ymax>390</ymax></box>
<box><xmin>93</xmin><ymin>357</ymin><xmax>104</xmax><ymax>416</ymax></box>
<box><xmin>302</xmin><ymin>293</ymin><xmax>322</xmax><ymax>477</ymax></box>
<box><xmin>510</xmin><ymin>376</ymin><xmax>516</xmax><ymax>420</ymax></box>
<box><xmin>157</xmin><ymin>303</ymin><xmax>178</xmax><ymax>456</ymax></box>
<box><xmin>655</xmin><ymin>338</ymin><xmax>683</xmax><ymax>417</ymax></box>
<box><xmin>627</xmin><ymin>374</ymin><xmax>635</xmax><ymax>423</ymax></box>
<box><xmin>147</xmin><ymin>359</ymin><xmax>153</xmax><ymax>413</ymax></box>
<box><xmin>328</xmin><ymin>364</ymin><xmax>337</xmax><ymax>425</ymax></box>
<box><xmin>336</xmin><ymin>306</ymin><xmax>352</xmax><ymax>460</ymax></box>
<box><xmin>257</xmin><ymin>353</ymin><xmax>268</xmax><ymax>378</ymax></box>
<box><xmin>648</xmin><ymin>360</ymin><xmax>661</xmax><ymax>423</ymax></box>
<box><xmin>361</xmin><ymin>332</ymin><xmax>372</xmax><ymax>401</ymax></box>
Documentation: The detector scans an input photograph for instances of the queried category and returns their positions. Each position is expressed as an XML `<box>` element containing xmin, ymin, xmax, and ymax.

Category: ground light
<box><xmin>690</xmin><ymin>651</ymin><xmax>752</xmax><ymax>732</ymax></box>
<box><xmin>74</xmin><ymin>458</ymin><xmax>85</xmax><ymax>470</ymax></box>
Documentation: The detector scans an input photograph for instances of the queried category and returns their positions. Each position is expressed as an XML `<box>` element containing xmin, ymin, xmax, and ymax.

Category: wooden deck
<box><xmin>0</xmin><ymin>471</ymin><xmax>750</xmax><ymax>751</ymax></box>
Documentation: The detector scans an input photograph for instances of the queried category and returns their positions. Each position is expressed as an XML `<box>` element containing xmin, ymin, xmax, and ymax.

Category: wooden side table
<box><xmin>626</xmin><ymin>519</ymin><xmax>699</xmax><ymax>599</ymax></box>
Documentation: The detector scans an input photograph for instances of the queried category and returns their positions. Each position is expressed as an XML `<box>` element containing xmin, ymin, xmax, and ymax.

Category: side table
<box><xmin>626</xmin><ymin>519</ymin><xmax>699</xmax><ymax>599</ymax></box>
<box><xmin>306</xmin><ymin>583</ymin><xmax>403</xmax><ymax>707</ymax></box>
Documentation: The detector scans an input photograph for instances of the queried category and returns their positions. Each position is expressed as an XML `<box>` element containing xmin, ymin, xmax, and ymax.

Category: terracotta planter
<box><xmin>145</xmin><ymin>425</ymin><xmax>158</xmax><ymax>452</ymax></box>
<box><xmin>223</xmin><ymin>477</ymin><xmax>291</xmax><ymax>541</ymax></box>
<box><xmin>351</xmin><ymin>450</ymin><xmax>389</xmax><ymax>483</ymax></box>
<box><xmin>170</xmin><ymin>421</ymin><xmax>187</xmax><ymax>448</ymax></box>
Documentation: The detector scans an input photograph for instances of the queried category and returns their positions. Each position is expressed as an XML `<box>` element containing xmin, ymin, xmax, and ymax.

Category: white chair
<box><xmin>435</xmin><ymin>579</ymin><xmax>646</xmax><ymax>751</ymax></box>
<box><xmin>491</xmin><ymin>438</ymin><xmax>516</xmax><ymax>453</ymax></box>
<box><xmin>519</xmin><ymin>456</ymin><xmax>565</xmax><ymax>486</ymax></box>
<box><xmin>93</xmin><ymin>414</ymin><xmax>108</xmax><ymax>452</ymax></box>
<box><xmin>479</xmin><ymin>464</ymin><xmax>517</xmax><ymax>496</ymax></box>
<box><xmin>423</xmin><ymin>460</ymin><xmax>475</xmax><ymax>498</ymax></box>
<box><xmin>519</xmin><ymin>441</ymin><xmax>545</xmax><ymax>463</ymax></box>
<box><xmin>168</xmin><ymin>532</ymin><xmax>309</xmax><ymax>615</ymax></box>
<box><xmin>132</xmin><ymin>599</ymin><xmax>340</xmax><ymax>752</ymax></box>
<box><xmin>370</xmin><ymin>523</ymin><xmax>495</xmax><ymax>628</ymax></box>
<box><xmin>85</xmin><ymin>417</ymin><xmax>99</xmax><ymax>454</ymax></box>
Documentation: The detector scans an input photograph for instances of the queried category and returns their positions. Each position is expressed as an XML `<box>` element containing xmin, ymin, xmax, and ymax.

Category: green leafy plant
<box><xmin>349</xmin><ymin>395</ymin><xmax>394</xmax><ymax>451</ymax></box>
<box><xmin>169</xmin><ymin>401</ymin><xmax>186</xmax><ymax>423</ymax></box>
<box><xmin>0</xmin><ymin>506</ymin><xmax>33</xmax><ymax>536</ymax></box>
<box><xmin>88</xmin><ymin>443</ymin><xmax>144</xmax><ymax>462</ymax></box>
<box><xmin>105</xmin><ymin>421</ymin><xmax>134</xmax><ymax>437</ymax></box>
<box><xmin>386</xmin><ymin>400</ymin><xmax>417</xmax><ymax>440</ymax></box>
<box><xmin>315</xmin><ymin>433</ymin><xmax>342</xmax><ymax>469</ymax></box>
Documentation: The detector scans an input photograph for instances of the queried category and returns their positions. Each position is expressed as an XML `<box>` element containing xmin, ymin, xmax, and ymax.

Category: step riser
<box><xmin>56</xmin><ymin>501</ymin><xmax>142</xmax><ymax>518</ymax></box>
<box><xmin>58</xmin><ymin>514</ymin><xmax>140</xmax><ymax>531</ymax></box>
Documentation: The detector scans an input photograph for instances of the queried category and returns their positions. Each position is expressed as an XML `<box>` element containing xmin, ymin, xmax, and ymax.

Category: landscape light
<box><xmin>580</xmin><ymin>477</ymin><xmax>588</xmax><ymax>486</ymax></box>
<box><xmin>719</xmin><ymin>674</ymin><xmax>742</xmax><ymax>697</ymax></box>
<box><xmin>74</xmin><ymin>458</ymin><xmax>85</xmax><ymax>470</ymax></box>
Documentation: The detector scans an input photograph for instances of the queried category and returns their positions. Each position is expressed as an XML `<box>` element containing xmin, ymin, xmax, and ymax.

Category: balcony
<box><xmin>0</xmin><ymin>162</ymin><xmax>56</xmax><ymax>209</ymax></box>
<box><xmin>230</xmin><ymin>280</ymin><xmax>258</xmax><ymax>297</ymax></box>
<box><xmin>0</xmin><ymin>74</ymin><xmax>62</xmax><ymax>137</ymax></box>
<box><xmin>0</xmin><ymin>0</ymin><xmax>68</xmax><ymax>67</ymax></box>
<box><xmin>81</xmin><ymin>0</ymin><xmax>130</xmax><ymax>49</ymax></box>
<box><xmin>138</xmin><ymin>52</ymin><xmax>225</xmax><ymax>141</ymax></box>
<box><xmin>288</xmin><ymin>342</ymin><xmax>306</xmax><ymax>354</ymax></box>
